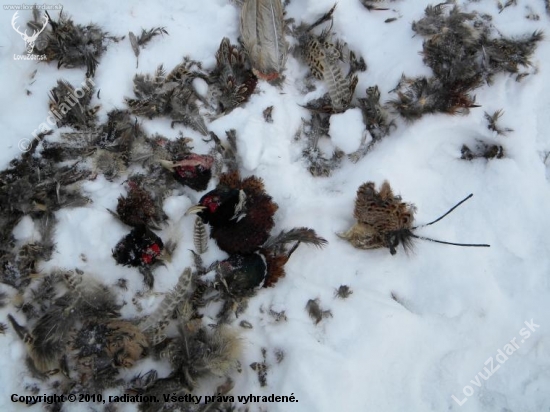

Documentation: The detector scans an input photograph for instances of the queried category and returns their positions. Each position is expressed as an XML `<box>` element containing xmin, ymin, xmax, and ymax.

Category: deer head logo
<box><xmin>11</xmin><ymin>11</ymin><xmax>49</xmax><ymax>54</ymax></box>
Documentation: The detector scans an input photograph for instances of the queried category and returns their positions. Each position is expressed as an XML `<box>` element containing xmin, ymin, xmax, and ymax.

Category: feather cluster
<box><xmin>126</xmin><ymin>61</ymin><xmax>209</xmax><ymax>135</ymax></box>
<box><xmin>391</xmin><ymin>4</ymin><xmax>543</xmax><ymax>120</ymax></box>
<box><xmin>27</xmin><ymin>10</ymin><xmax>121</xmax><ymax>77</ymax></box>
<box><xmin>294</xmin><ymin>4</ymin><xmax>365</xmax><ymax>113</ymax></box>
<box><xmin>338</xmin><ymin>181</ymin><xmax>416</xmax><ymax>254</ymax></box>
<box><xmin>240</xmin><ymin>0</ymin><xmax>289</xmax><ymax>81</ymax></box>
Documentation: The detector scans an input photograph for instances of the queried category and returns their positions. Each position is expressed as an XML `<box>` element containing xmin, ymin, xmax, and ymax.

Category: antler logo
<box><xmin>11</xmin><ymin>11</ymin><xmax>49</xmax><ymax>54</ymax></box>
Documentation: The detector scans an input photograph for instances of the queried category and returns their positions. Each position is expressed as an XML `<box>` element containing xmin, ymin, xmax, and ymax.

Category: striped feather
<box><xmin>193</xmin><ymin>217</ymin><xmax>209</xmax><ymax>254</ymax></box>
<box><xmin>322</xmin><ymin>53</ymin><xmax>352</xmax><ymax>111</ymax></box>
<box><xmin>139</xmin><ymin>268</ymin><xmax>192</xmax><ymax>341</ymax></box>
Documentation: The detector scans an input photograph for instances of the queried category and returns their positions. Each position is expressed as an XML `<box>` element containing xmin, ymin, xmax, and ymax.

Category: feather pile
<box><xmin>27</xmin><ymin>10</ymin><xmax>121</xmax><ymax>77</ymax></box>
<box><xmin>390</xmin><ymin>4</ymin><xmax>543</xmax><ymax>120</ymax></box>
<box><xmin>0</xmin><ymin>2</ymin><xmax>507</xmax><ymax>409</ymax></box>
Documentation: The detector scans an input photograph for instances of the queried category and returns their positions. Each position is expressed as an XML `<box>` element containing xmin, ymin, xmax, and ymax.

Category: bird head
<box><xmin>113</xmin><ymin>226</ymin><xmax>164</xmax><ymax>267</ymax></box>
<box><xmin>160</xmin><ymin>154</ymin><xmax>214</xmax><ymax>191</ymax></box>
<box><xmin>216</xmin><ymin>252</ymin><xmax>268</xmax><ymax>297</ymax></box>
<box><xmin>186</xmin><ymin>188</ymin><xmax>246</xmax><ymax>226</ymax></box>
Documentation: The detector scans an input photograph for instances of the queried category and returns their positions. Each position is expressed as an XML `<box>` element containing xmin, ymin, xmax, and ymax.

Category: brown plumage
<box><xmin>338</xmin><ymin>181</ymin><xmax>416</xmax><ymax>254</ymax></box>
<box><xmin>49</xmin><ymin>79</ymin><xmax>98</xmax><ymax>129</ymax></box>
<box><xmin>115</xmin><ymin>180</ymin><xmax>165</xmax><ymax>227</ymax></box>
<box><xmin>294</xmin><ymin>4</ymin><xmax>364</xmax><ymax>112</ymax></box>
<box><xmin>211</xmin><ymin>37</ymin><xmax>258</xmax><ymax>113</ymax></box>
<box><xmin>339</xmin><ymin>181</ymin><xmax>490</xmax><ymax>254</ymax></box>
<box><xmin>139</xmin><ymin>267</ymin><xmax>193</xmax><ymax>345</ymax></box>
<box><xmin>302</xmin><ymin>38</ymin><xmax>358</xmax><ymax>112</ymax></box>
<box><xmin>261</xmin><ymin>227</ymin><xmax>328</xmax><ymax>287</ymax></box>
<box><xmin>7</xmin><ymin>269</ymin><xmax>122</xmax><ymax>376</ymax></box>
<box><xmin>216</xmin><ymin>227</ymin><xmax>328</xmax><ymax>296</ymax></box>
<box><xmin>70</xmin><ymin>318</ymin><xmax>148</xmax><ymax>385</ymax></box>
<box><xmin>187</xmin><ymin>171</ymin><xmax>279</xmax><ymax>254</ymax></box>
<box><xmin>213</xmin><ymin>228</ymin><xmax>327</xmax><ymax>321</ymax></box>
<box><xmin>193</xmin><ymin>217</ymin><xmax>208</xmax><ymax>254</ymax></box>
<box><xmin>126</xmin><ymin>62</ymin><xmax>209</xmax><ymax>135</ymax></box>
<box><xmin>100</xmin><ymin>320</ymin><xmax>149</xmax><ymax>367</ymax></box>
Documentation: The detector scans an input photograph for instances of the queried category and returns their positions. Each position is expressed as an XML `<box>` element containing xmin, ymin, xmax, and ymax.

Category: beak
<box><xmin>185</xmin><ymin>205</ymin><xmax>207</xmax><ymax>216</ymax></box>
<box><xmin>32</xmin><ymin>202</ymin><xmax>48</xmax><ymax>212</ymax></box>
<box><xmin>158</xmin><ymin>249</ymin><xmax>172</xmax><ymax>263</ymax></box>
<box><xmin>159</xmin><ymin>159</ymin><xmax>175</xmax><ymax>171</ymax></box>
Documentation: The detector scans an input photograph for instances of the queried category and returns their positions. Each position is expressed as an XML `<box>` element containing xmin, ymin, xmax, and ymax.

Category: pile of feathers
<box><xmin>0</xmin><ymin>0</ymin><xmax>539</xmax><ymax>410</ymax></box>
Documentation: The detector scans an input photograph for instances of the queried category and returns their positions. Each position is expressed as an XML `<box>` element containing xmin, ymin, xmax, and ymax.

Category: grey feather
<box><xmin>263</xmin><ymin>227</ymin><xmax>328</xmax><ymax>252</ymax></box>
<box><xmin>241</xmin><ymin>0</ymin><xmax>288</xmax><ymax>80</ymax></box>
<box><xmin>139</xmin><ymin>267</ymin><xmax>192</xmax><ymax>341</ymax></box>
<box><xmin>322</xmin><ymin>52</ymin><xmax>353</xmax><ymax>111</ymax></box>
<box><xmin>129</xmin><ymin>31</ymin><xmax>139</xmax><ymax>68</ymax></box>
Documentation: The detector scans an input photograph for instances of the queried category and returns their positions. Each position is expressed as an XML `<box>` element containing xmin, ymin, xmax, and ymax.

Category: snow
<box><xmin>329</xmin><ymin>108</ymin><xmax>364</xmax><ymax>153</ymax></box>
<box><xmin>192</xmin><ymin>77</ymin><xmax>209</xmax><ymax>98</ymax></box>
<box><xmin>1</xmin><ymin>0</ymin><xmax>550</xmax><ymax>411</ymax></box>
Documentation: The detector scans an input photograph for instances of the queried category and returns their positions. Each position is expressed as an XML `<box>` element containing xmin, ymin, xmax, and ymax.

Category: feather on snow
<box><xmin>241</xmin><ymin>0</ymin><xmax>288</xmax><ymax>80</ymax></box>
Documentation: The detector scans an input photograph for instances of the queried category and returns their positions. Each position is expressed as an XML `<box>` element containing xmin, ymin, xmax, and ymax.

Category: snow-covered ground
<box><xmin>1</xmin><ymin>0</ymin><xmax>550</xmax><ymax>411</ymax></box>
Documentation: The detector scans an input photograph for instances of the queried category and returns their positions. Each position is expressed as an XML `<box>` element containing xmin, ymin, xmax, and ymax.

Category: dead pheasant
<box><xmin>186</xmin><ymin>171</ymin><xmax>279</xmax><ymax>254</ymax></box>
<box><xmin>159</xmin><ymin>153</ymin><xmax>215</xmax><ymax>192</ymax></box>
<box><xmin>112</xmin><ymin>225</ymin><xmax>167</xmax><ymax>288</ymax></box>
<box><xmin>189</xmin><ymin>228</ymin><xmax>327</xmax><ymax>322</ymax></box>
<box><xmin>218</xmin><ymin>227</ymin><xmax>328</xmax><ymax>294</ymax></box>
<box><xmin>338</xmin><ymin>181</ymin><xmax>490</xmax><ymax>254</ymax></box>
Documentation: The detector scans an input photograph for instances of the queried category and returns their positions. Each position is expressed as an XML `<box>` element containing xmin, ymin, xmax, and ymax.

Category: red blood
<box><xmin>141</xmin><ymin>243</ymin><xmax>161</xmax><ymax>265</ymax></box>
